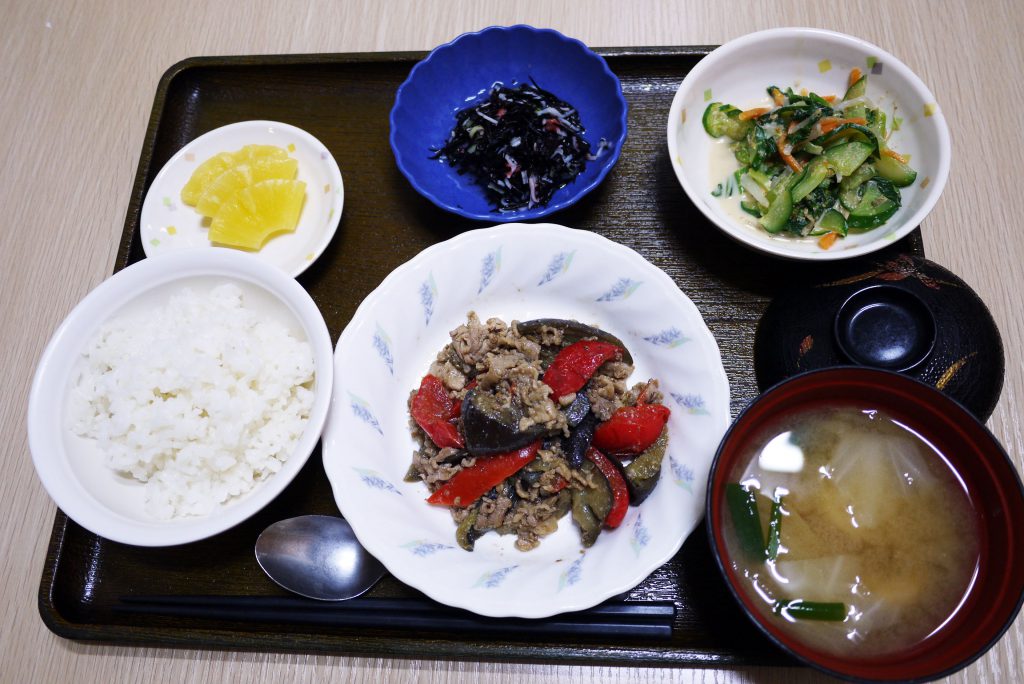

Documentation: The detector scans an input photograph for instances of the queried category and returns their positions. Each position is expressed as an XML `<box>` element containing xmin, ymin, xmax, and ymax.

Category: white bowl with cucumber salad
<box><xmin>667</xmin><ymin>28</ymin><xmax>950</xmax><ymax>261</ymax></box>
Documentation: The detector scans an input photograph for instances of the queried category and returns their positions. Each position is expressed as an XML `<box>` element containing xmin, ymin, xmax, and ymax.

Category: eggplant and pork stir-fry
<box><xmin>407</xmin><ymin>313</ymin><xmax>671</xmax><ymax>552</ymax></box>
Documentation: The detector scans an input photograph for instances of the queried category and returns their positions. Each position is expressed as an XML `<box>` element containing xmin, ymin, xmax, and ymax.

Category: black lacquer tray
<box><xmin>38</xmin><ymin>47</ymin><xmax>923</xmax><ymax>665</ymax></box>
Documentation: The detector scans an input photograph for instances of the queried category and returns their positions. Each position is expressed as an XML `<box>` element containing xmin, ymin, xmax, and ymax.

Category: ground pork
<box><xmin>408</xmin><ymin>314</ymin><xmax>666</xmax><ymax>553</ymax></box>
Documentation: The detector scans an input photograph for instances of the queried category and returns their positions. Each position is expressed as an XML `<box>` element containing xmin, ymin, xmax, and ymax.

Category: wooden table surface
<box><xmin>3</xmin><ymin>1</ymin><xmax>1021</xmax><ymax>682</ymax></box>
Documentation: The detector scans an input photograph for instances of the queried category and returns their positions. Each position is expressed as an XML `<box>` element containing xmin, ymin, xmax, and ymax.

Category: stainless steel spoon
<box><xmin>255</xmin><ymin>514</ymin><xmax>386</xmax><ymax>601</ymax></box>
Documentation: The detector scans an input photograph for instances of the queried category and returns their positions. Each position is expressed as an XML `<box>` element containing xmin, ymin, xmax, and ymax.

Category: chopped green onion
<box><xmin>773</xmin><ymin>600</ymin><xmax>847</xmax><ymax>622</ymax></box>
<box><xmin>725</xmin><ymin>483</ymin><xmax>765</xmax><ymax>560</ymax></box>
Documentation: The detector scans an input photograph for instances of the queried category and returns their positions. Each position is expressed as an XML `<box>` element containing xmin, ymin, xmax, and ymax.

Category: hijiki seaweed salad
<box><xmin>703</xmin><ymin>68</ymin><xmax>917</xmax><ymax>249</ymax></box>
<box><xmin>431</xmin><ymin>81</ymin><xmax>610</xmax><ymax>212</ymax></box>
<box><xmin>407</xmin><ymin>314</ymin><xmax>671</xmax><ymax>551</ymax></box>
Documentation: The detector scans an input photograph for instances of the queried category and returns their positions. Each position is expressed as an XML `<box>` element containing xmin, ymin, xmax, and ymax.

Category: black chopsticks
<box><xmin>116</xmin><ymin>594</ymin><xmax>675</xmax><ymax>639</ymax></box>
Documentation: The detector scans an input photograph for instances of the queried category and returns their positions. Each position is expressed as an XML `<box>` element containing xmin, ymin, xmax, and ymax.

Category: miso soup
<box><xmin>723</xmin><ymin>404</ymin><xmax>979</xmax><ymax>657</ymax></box>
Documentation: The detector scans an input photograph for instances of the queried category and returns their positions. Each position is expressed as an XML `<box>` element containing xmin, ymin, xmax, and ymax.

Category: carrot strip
<box><xmin>824</xmin><ymin>94</ymin><xmax>837</xmax><ymax>103</ymax></box>
<box><xmin>882</xmin><ymin>148</ymin><xmax>909</xmax><ymax>164</ymax></box>
<box><xmin>819</xmin><ymin>117</ymin><xmax>869</xmax><ymax>134</ymax></box>
<box><xmin>819</xmin><ymin>120</ymin><xmax>839</xmax><ymax>134</ymax></box>
<box><xmin>770</xmin><ymin>87</ymin><xmax>786</xmax><ymax>107</ymax></box>
<box><xmin>739</xmin><ymin>107</ymin><xmax>772</xmax><ymax>121</ymax></box>
<box><xmin>849</xmin><ymin>68</ymin><xmax>863</xmax><ymax>89</ymax></box>
<box><xmin>776</xmin><ymin>132</ymin><xmax>803</xmax><ymax>173</ymax></box>
<box><xmin>818</xmin><ymin>232</ymin><xmax>840</xmax><ymax>249</ymax></box>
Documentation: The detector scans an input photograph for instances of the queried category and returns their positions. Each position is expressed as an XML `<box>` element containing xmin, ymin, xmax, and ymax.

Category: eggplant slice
<box><xmin>461</xmin><ymin>388</ymin><xmax>548</xmax><ymax>456</ymax></box>
<box><xmin>624</xmin><ymin>427</ymin><xmax>668</xmax><ymax>504</ymax></box>
<box><xmin>516</xmin><ymin>318</ymin><xmax>633</xmax><ymax>366</ymax></box>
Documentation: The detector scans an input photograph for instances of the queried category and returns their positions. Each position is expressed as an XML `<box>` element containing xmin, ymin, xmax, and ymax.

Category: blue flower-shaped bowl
<box><xmin>389</xmin><ymin>25</ymin><xmax>628</xmax><ymax>221</ymax></box>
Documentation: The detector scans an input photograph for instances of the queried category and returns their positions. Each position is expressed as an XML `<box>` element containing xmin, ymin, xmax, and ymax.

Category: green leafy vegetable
<box><xmin>704</xmin><ymin>71</ymin><xmax>917</xmax><ymax>245</ymax></box>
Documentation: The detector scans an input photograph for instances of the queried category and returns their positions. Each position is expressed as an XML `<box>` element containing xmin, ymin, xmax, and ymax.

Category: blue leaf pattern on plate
<box><xmin>373</xmin><ymin>325</ymin><xmax>394</xmax><ymax>375</ymax></box>
<box><xmin>596</xmin><ymin>277</ymin><xmax>641</xmax><ymax>302</ymax></box>
<box><xmin>670</xmin><ymin>456</ymin><xmax>695</xmax><ymax>493</ymax></box>
<box><xmin>630</xmin><ymin>514</ymin><xmax>651</xmax><ymax>557</ymax></box>
<box><xmin>473</xmin><ymin>565</ymin><xmax>517</xmax><ymax>589</ymax></box>
<box><xmin>420</xmin><ymin>273</ymin><xmax>437</xmax><ymax>325</ymax></box>
<box><xmin>558</xmin><ymin>555</ymin><xmax>585</xmax><ymax>591</ymax></box>
<box><xmin>353</xmin><ymin>467</ymin><xmax>402</xmax><ymax>495</ymax></box>
<box><xmin>537</xmin><ymin>250</ymin><xmax>575</xmax><ymax>286</ymax></box>
<box><xmin>478</xmin><ymin>247</ymin><xmax>502</xmax><ymax>294</ymax></box>
<box><xmin>670</xmin><ymin>391</ymin><xmax>709</xmax><ymax>415</ymax></box>
<box><xmin>349</xmin><ymin>392</ymin><xmax>384</xmax><ymax>434</ymax></box>
<box><xmin>401</xmin><ymin>540</ymin><xmax>455</xmax><ymax>556</ymax></box>
<box><xmin>643</xmin><ymin>327</ymin><xmax>691</xmax><ymax>348</ymax></box>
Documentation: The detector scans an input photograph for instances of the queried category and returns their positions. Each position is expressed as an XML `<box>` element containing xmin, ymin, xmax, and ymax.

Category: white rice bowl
<box><xmin>28</xmin><ymin>249</ymin><xmax>333</xmax><ymax>546</ymax></box>
<box><xmin>67</xmin><ymin>283</ymin><xmax>315</xmax><ymax>520</ymax></box>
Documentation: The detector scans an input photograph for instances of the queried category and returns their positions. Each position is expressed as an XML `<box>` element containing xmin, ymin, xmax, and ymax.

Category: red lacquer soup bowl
<box><xmin>706</xmin><ymin>367</ymin><xmax>1024</xmax><ymax>682</ymax></box>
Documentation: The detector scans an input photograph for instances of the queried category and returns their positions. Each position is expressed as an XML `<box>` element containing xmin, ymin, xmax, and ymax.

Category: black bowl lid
<box><xmin>754</xmin><ymin>254</ymin><xmax>1004</xmax><ymax>421</ymax></box>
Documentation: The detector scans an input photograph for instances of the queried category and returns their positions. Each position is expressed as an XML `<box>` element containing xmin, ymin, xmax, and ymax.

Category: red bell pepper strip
<box><xmin>592</xmin><ymin>403</ymin><xmax>671</xmax><ymax>456</ymax></box>
<box><xmin>585</xmin><ymin>447</ymin><xmax>629</xmax><ymax>529</ymax></box>
<box><xmin>543</xmin><ymin>340</ymin><xmax>623</xmax><ymax>400</ymax></box>
<box><xmin>410</xmin><ymin>374</ymin><xmax>464</xmax><ymax>449</ymax></box>
<box><xmin>427</xmin><ymin>441</ymin><xmax>540</xmax><ymax>507</ymax></box>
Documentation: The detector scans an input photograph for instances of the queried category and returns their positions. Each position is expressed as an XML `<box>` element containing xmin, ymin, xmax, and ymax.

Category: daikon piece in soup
<box><xmin>723</xmin><ymin>404</ymin><xmax>980</xmax><ymax>657</ymax></box>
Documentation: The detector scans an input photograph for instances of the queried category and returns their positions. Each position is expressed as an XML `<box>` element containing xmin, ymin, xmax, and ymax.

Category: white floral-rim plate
<box><xmin>140</xmin><ymin>120</ymin><xmax>344</xmax><ymax>277</ymax></box>
<box><xmin>322</xmin><ymin>223</ymin><xmax>730</xmax><ymax>618</ymax></box>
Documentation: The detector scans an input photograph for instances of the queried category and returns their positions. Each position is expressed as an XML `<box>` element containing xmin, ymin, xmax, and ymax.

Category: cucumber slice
<box><xmin>874</xmin><ymin>154</ymin><xmax>918</xmax><ymax>187</ymax></box>
<box><xmin>847</xmin><ymin>179</ymin><xmax>901</xmax><ymax>229</ymax></box>
<box><xmin>746</xmin><ymin>168</ymin><xmax>772</xmax><ymax>189</ymax></box>
<box><xmin>740</xmin><ymin>200</ymin><xmax>762</xmax><ymax>217</ymax></box>
<box><xmin>840</xmin><ymin>163</ymin><xmax>875</xmax><ymax>191</ymax></box>
<box><xmin>759</xmin><ymin>175</ymin><xmax>800</xmax><ymax>233</ymax></box>
<box><xmin>818</xmin><ymin>123</ymin><xmax>879</xmax><ymax>154</ymax></box>
<box><xmin>768</xmin><ymin>104</ymin><xmax>813</xmax><ymax>120</ymax></box>
<box><xmin>868</xmin><ymin>109</ymin><xmax>888</xmax><ymax>142</ymax></box>
<box><xmin>848</xmin><ymin>204</ymin><xmax>899</xmax><ymax>229</ymax></box>
<box><xmin>791</xmin><ymin>157</ymin><xmax>832</xmax><ymax>203</ymax></box>
<box><xmin>825</xmin><ymin>141</ymin><xmax>874</xmax><ymax>177</ymax></box>
<box><xmin>702</xmin><ymin>102</ymin><xmax>751</xmax><ymax>141</ymax></box>
<box><xmin>843</xmin><ymin>74</ymin><xmax>868</xmax><ymax>101</ymax></box>
<box><xmin>810</xmin><ymin>209</ymin><xmax>848</xmax><ymax>236</ymax></box>
<box><xmin>840</xmin><ymin>185</ymin><xmax>863</xmax><ymax>211</ymax></box>
<box><xmin>843</xmin><ymin>104</ymin><xmax>868</xmax><ymax>121</ymax></box>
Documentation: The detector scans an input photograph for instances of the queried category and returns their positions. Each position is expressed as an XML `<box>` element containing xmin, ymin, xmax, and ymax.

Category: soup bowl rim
<box><xmin>705</xmin><ymin>365</ymin><xmax>1024</xmax><ymax>682</ymax></box>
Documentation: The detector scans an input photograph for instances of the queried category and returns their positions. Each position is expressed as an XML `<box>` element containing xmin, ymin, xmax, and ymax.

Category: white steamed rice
<box><xmin>68</xmin><ymin>282</ymin><xmax>315</xmax><ymax>519</ymax></box>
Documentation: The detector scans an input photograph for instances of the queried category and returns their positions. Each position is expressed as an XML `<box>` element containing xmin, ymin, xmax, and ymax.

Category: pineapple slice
<box><xmin>209</xmin><ymin>179</ymin><xmax>306</xmax><ymax>250</ymax></box>
<box><xmin>195</xmin><ymin>158</ymin><xmax>298</xmax><ymax>218</ymax></box>
<box><xmin>180</xmin><ymin>145</ymin><xmax>290</xmax><ymax>207</ymax></box>
<box><xmin>181</xmin><ymin>152</ymin><xmax>234</xmax><ymax>206</ymax></box>
<box><xmin>232</xmin><ymin>144</ymin><xmax>290</xmax><ymax>165</ymax></box>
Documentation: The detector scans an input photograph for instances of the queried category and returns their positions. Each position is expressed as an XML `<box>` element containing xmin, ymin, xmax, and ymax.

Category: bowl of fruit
<box><xmin>140</xmin><ymin>120</ymin><xmax>344</xmax><ymax>277</ymax></box>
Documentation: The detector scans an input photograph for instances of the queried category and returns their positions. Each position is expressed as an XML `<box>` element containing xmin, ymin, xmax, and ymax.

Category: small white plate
<box><xmin>322</xmin><ymin>223</ymin><xmax>731</xmax><ymax>618</ymax></box>
<box><xmin>140</xmin><ymin>121</ymin><xmax>344</xmax><ymax>277</ymax></box>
